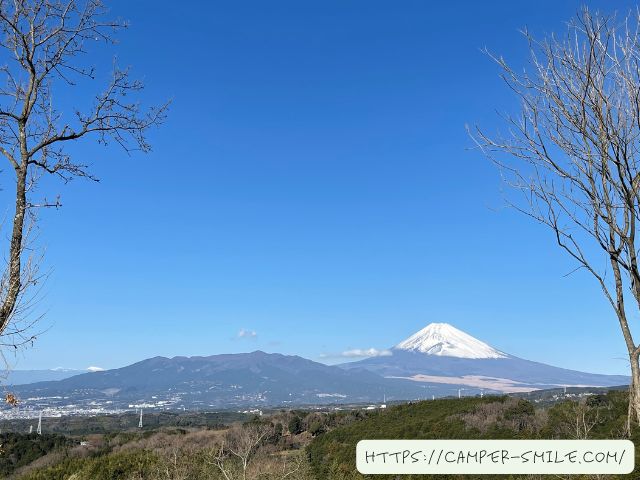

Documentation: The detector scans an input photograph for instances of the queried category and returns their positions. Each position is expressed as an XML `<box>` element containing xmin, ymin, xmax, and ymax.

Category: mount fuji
<box><xmin>395</xmin><ymin>323</ymin><xmax>507</xmax><ymax>359</ymax></box>
<box><xmin>340</xmin><ymin>323</ymin><xmax>629</xmax><ymax>393</ymax></box>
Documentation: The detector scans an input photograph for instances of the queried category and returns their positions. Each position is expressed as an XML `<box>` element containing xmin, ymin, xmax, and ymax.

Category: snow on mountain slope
<box><xmin>394</xmin><ymin>323</ymin><xmax>507</xmax><ymax>359</ymax></box>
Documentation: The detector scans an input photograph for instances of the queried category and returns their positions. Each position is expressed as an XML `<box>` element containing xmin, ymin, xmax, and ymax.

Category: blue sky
<box><xmin>5</xmin><ymin>0</ymin><xmax>638</xmax><ymax>375</ymax></box>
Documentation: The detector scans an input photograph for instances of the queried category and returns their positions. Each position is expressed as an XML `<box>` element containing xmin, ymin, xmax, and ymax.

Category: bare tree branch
<box><xmin>0</xmin><ymin>0</ymin><xmax>168</xmax><ymax>354</ymax></box>
<box><xmin>472</xmin><ymin>7</ymin><xmax>640</xmax><ymax>428</ymax></box>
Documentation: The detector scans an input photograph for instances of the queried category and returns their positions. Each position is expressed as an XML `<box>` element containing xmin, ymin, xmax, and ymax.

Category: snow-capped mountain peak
<box><xmin>394</xmin><ymin>323</ymin><xmax>507</xmax><ymax>359</ymax></box>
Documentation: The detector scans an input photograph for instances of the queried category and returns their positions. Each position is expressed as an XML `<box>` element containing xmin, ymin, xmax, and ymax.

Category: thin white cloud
<box><xmin>341</xmin><ymin>348</ymin><xmax>392</xmax><ymax>358</ymax></box>
<box><xmin>238</xmin><ymin>328</ymin><xmax>257</xmax><ymax>339</ymax></box>
<box><xmin>87</xmin><ymin>366</ymin><xmax>105</xmax><ymax>372</ymax></box>
<box><xmin>321</xmin><ymin>348</ymin><xmax>393</xmax><ymax>359</ymax></box>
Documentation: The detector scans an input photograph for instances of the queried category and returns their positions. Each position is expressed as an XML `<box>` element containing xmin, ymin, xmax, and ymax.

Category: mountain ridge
<box><xmin>9</xmin><ymin>350</ymin><xmax>445</xmax><ymax>411</ymax></box>
<box><xmin>341</xmin><ymin>322</ymin><xmax>628</xmax><ymax>392</ymax></box>
<box><xmin>4</xmin><ymin>326</ymin><xmax>630</xmax><ymax>412</ymax></box>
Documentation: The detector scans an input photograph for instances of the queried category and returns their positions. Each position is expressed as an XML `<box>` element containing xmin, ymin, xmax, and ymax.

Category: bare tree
<box><xmin>156</xmin><ymin>447</ymin><xmax>190</xmax><ymax>480</ymax></box>
<box><xmin>208</xmin><ymin>423</ymin><xmax>272</xmax><ymax>480</ymax></box>
<box><xmin>554</xmin><ymin>399</ymin><xmax>603</xmax><ymax>440</ymax></box>
<box><xmin>278</xmin><ymin>453</ymin><xmax>305</xmax><ymax>480</ymax></box>
<box><xmin>472</xmin><ymin>7</ymin><xmax>640</xmax><ymax>431</ymax></box>
<box><xmin>0</xmin><ymin>0</ymin><xmax>166</xmax><ymax>348</ymax></box>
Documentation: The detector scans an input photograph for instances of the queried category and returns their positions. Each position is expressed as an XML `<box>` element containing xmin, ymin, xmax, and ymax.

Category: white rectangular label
<box><xmin>356</xmin><ymin>440</ymin><xmax>634</xmax><ymax>475</ymax></box>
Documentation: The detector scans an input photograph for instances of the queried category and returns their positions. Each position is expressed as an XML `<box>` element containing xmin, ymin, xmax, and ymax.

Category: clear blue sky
<box><xmin>7</xmin><ymin>0</ymin><xmax>637</xmax><ymax>375</ymax></box>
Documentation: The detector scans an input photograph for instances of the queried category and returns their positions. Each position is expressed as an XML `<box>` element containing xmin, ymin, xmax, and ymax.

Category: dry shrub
<box><xmin>11</xmin><ymin>450</ymin><xmax>66</xmax><ymax>478</ymax></box>
<box><xmin>113</xmin><ymin>428</ymin><xmax>224</xmax><ymax>457</ymax></box>
<box><xmin>459</xmin><ymin>398</ymin><xmax>547</xmax><ymax>434</ymax></box>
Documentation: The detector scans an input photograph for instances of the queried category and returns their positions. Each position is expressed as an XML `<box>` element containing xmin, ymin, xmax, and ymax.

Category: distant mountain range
<box><xmin>340</xmin><ymin>323</ymin><xmax>629</xmax><ymax>393</ymax></box>
<box><xmin>2</xmin><ymin>368</ymin><xmax>91</xmax><ymax>386</ymax></box>
<box><xmin>9</xmin><ymin>351</ymin><xmax>440</xmax><ymax>411</ymax></box>
<box><xmin>4</xmin><ymin>323</ymin><xmax>629</xmax><ymax>412</ymax></box>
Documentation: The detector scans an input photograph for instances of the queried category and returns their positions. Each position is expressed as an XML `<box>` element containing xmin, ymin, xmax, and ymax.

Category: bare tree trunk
<box><xmin>0</xmin><ymin>165</ymin><xmax>27</xmax><ymax>331</ymax></box>
<box><xmin>0</xmin><ymin>116</ymin><xmax>31</xmax><ymax>333</ymax></box>
<box><xmin>610</xmin><ymin>258</ymin><xmax>640</xmax><ymax>429</ymax></box>
<box><xmin>629</xmin><ymin>352</ymin><xmax>640</xmax><ymax>431</ymax></box>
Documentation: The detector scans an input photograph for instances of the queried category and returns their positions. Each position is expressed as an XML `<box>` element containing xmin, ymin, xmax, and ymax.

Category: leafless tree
<box><xmin>573</xmin><ymin>400</ymin><xmax>602</xmax><ymax>439</ymax></box>
<box><xmin>207</xmin><ymin>423</ymin><xmax>277</xmax><ymax>480</ymax></box>
<box><xmin>278</xmin><ymin>453</ymin><xmax>305</xmax><ymax>480</ymax></box>
<box><xmin>0</xmin><ymin>0</ymin><xmax>167</xmax><ymax>350</ymax></box>
<box><xmin>472</xmin><ymin>7</ymin><xmax>640</xmax><ymax>432</ymax></box>
<box><xmin>554</xmin><ymin>399</ymin><xmax>603</xmax><ymax>440</ymax></box>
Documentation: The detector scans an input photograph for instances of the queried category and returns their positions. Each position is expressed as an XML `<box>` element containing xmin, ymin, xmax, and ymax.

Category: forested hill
<box><xmin>307</xmin><ymin>391</ymin><xmax>640</xmax><ymax>479</ymax></box>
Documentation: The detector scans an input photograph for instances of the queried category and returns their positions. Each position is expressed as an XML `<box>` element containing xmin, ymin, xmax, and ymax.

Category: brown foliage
<box><xmin>459</xmin><ymin>398</ymin><xmax>547</xmax><ymax>434</ymax></box>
